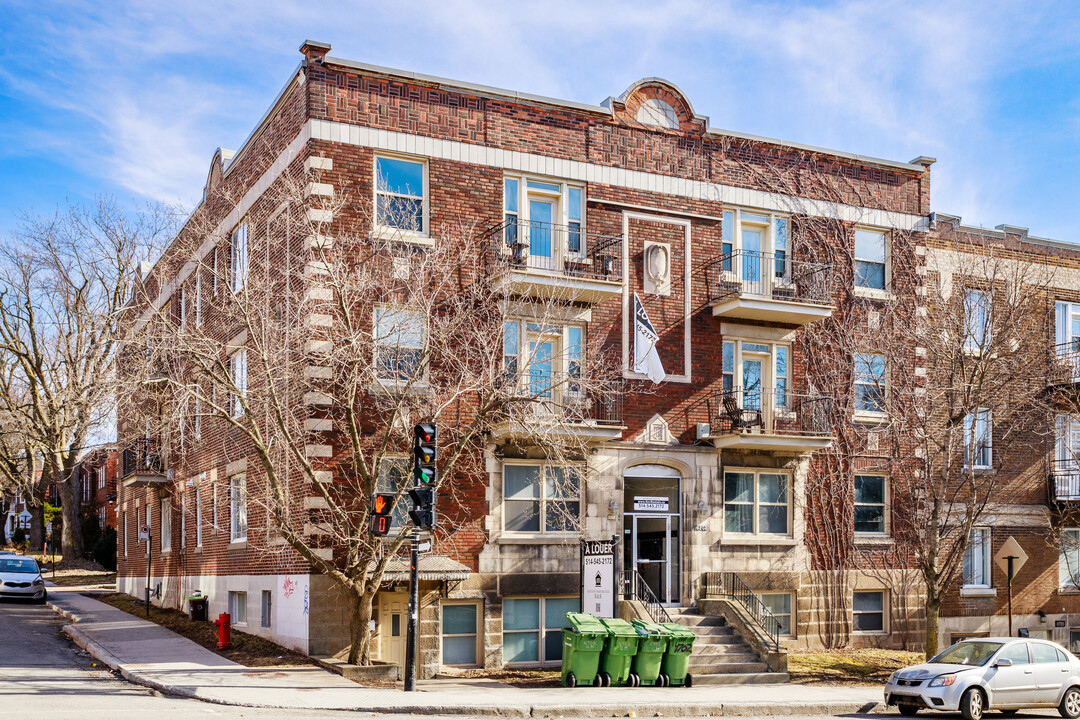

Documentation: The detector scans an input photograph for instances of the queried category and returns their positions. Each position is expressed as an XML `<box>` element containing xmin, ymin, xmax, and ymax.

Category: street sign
<box><xmin>581</xmin><ymin>537</ymin><xmax>617</xmax><ymax>618</ymax></box>
<box><xmin>416</xmin><ymin>539</ymin><xmax>431</xmax><ymax>553</ymax></box>
<box><xmin>138</xmin><ymin>524</ymin><xmax>150</xmax><ymax>541</ymax></box>
<box><xmin>994</xmin><ymin>536</ymin><xmax>1028</xmax><ymax>577</ymax></box>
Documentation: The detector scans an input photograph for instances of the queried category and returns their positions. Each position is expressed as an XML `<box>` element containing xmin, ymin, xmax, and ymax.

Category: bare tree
<box><xmin>123</xmin><ymin>166</ymin><xmax>624</xmax><ymax>664</ymax></box>
<box><xmin>0</xmin><ymin>199</ymin><xmax>167</xmax><ymax>558</ymax></box>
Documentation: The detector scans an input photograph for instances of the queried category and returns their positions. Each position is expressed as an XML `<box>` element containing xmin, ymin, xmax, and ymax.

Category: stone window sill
<box><xmin>960</xmin><ymin>586</ymin><xmax>997</xmax><ymax>597</ymax></box>
<box><xmin>721</xmin><ymin>536</ymin><xmax>798</xmax><ymax>547</ymax></box>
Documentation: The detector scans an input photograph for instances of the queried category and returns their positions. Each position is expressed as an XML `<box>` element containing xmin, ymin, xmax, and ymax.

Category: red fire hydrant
<box><xmin>214</xmin><ymin>612</ymin><xmax>232</xmax><ymax>649</ymax></box>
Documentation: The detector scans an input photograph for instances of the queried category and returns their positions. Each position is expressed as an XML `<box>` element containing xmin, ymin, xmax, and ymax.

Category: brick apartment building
<box><xmin>77</xmin><ymin>447</ymin><xmax>118</xmax><ymax>532</ymax></box>
<box><xmin>113</xmin><ymin>39</ymin><xmax>1080</xmax><ymax>676</ymax></box>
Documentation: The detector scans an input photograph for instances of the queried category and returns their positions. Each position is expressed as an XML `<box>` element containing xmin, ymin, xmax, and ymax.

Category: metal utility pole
<box><xmin>404</xmin><ymin>528</ymin><xmax>419</xmax><ymax>692</ymax></box>
<box><xmin>1007</xmin><ymin>556</ymin><xmax>1015</xmax><ymax>637</ymax></box>
<box><xmin>146</xmin><ymin>532</ymin><xmax>152</xmax><ymax>618</ymax></box>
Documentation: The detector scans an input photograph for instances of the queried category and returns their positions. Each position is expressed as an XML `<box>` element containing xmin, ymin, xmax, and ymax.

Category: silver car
<box><xmin>885</xmin><ymin>638</ymin><xmax>1080</xmax><ymax>720</ymax></box>
<box><xmin>0</xmin><ymin>555</ymin><xmax>46</xmax><ymax>603</ymax></box>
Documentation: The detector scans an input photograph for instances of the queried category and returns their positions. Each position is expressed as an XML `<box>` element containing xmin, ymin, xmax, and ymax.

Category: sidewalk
<box><xmin>46</xmin><ymin>588</ymin><xmax>883</xmax><ymax>717</ymax></box>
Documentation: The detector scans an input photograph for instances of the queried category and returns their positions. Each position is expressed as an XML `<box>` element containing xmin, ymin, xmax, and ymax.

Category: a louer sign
<box><xmin>581</xmin><ymin>537</ymin><xmax>618</xmax><ymax>618</ymax></box>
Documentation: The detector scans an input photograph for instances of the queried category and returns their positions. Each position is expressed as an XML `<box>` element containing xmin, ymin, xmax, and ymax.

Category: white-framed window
<box><xmin>502</xmin><ymin>320</ymin><xmax>585</xmax><ymax>397</ymax></box>
<box><xmin>441</xmin><ymin>602</ymin><xmax>481</xmax><ymax>667</ymax></box>
<box><xmin>854</xmin><ymin>353</ymin><xmax>886</xmax><ymax>414</ymax></box>
<box><xmin>376</xmin><ymin>458</ymin><xmax>410</xmax><ymax>531</ymax></box>
<box><xmin>261</xmin><ymin>590</ymin><xmax>272</xmax><ymax>628</ymax></box>
<box><xmin>1056</xmin><ymin>301</ymin><xmax>1080</xmax><ymax>350</ymax></box>
<box><xmin>98</xmin><ymin>505</ymin><xmax>106</xmax><ymax>529</ymax></box>
<box><xmin>502</xmin><ymin>174</ymin><xmax>587</xmax><ymax>263</ymax></box>
<box><xmin>723</xmin><ymin>469</ymin><xmax>790</xmax><ymax>536</ymax></box>
<box><xmin>180</xmin><ymin>492</ymin><xmax>186</xmax><ymax>548</ymax></box>
<box><xmin>852</xmin><ymin>590</ymin><xmax>885</xmax><ymax>633</ymax></box>
<box><xmin>964</xmin><ymin>288</ymin><xmax>991</xmax><ymax>350</ymax></box>
<box><xmin>720</xmin><ymin>339</ymin><xmax>790</xmax><ymax>409</ymax></box>
<box><xmin>212</xmin><ymin>247</ymin><xmax>219</xmax><ymax>297</ymax></box>
<box><xmin>963</xmin><ymin>408</ymin><xmax>993</xmax><ymax>468</ymax></box>
<box><xmin>759</xmin><ymin>592</ymin><xmax>793</xmax><ymax>636</ymax></box>
<box><xmin>375</xmin><ymin>155</ymin><xmax>427</xmax><ymax>235</ymax></box>
<box><xmin>230</xmin><ymin>349</ymin><xmax>247</xmax><ymax>418</ymax></box>
<box><xmin>97</xmin><ymin>465</ymin><xmax>106</xmax><ymax>491</ymax></box>
<box><xmin>194</xmin><ymin>397</ymin><xmax>202</xmax><ymax>440</ymax></box>
<box><xmin>230</xmin><ymin>222</ymin><xmax>248</xmax><ymax>293</ymax></box>
<box><xmin>502</xmin><ymin>596</ymin><xmax>580</xmax><ymax>665</ymax></box>
<box><xmin>854</xmin><ymin>228</ymin><xmax>888</xmax><ymax>292</ymax></box>
<box><xmin>160</xmin><ymin>498</ymin><xmax>172</xmax><ymax>552</ymax></box>
<box><xmin>374</xmin><ymin>306</ymin><xmax>425</xmax><ymax>382</ymax></box>
<box><xmin>964</xmin><ymin>527</ymin><xmax>992</xmax><ymax>587</ymax></box>
<box><xmin>194</xmin><ymin>269</ymin><xmax>202</xmax><ymax>327</ymax></box>
<box><xmin>195</xmin><ymin>484</ymin><xmax>203</xmax><ymax>548</ymax></box>
<box><xmin>720</xmin><ymin>208</ymin><xmax>790</xmax><ymax>282</ymax></box>
<box><xmin>854</xmin><ymin>474</ymin><xmax>888</xmax><ymax>534</ymax></box>
<box><xmin>179</xmin><ymin>282</ymin><xmax>187</xmax><ymax>330</ymax></box>
<box><xmin>502</xmin><ymin>462</ymin><xmax>581</xmax><ymax>534</ymax></box>
<box><xmin>212</xmin><ymin>480</ymin><xmax>219</xmax><ymax>532</ymax></box>
<box><xmin>228</xmin><ymin>591</ymin><xmax>247</xmax><ymax>625</ymax></box>
<box><xmin>230</xmin><ymin>474</ymin><xmax>247</xmax><ymax>542</ymax></box>
<box><xmin>1060</xmin><ymin>528</ymin><xmax>1080</xmax><ymax>589</ymax></box>
<box><xmin>123</xmin><ymin>512</ymin><xmax>128</xmax><ymax>557</ymax></box>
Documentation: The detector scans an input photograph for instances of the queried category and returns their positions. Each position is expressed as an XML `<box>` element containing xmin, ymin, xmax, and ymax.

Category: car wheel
<box><xmin>961</xmin><ymin>688</ymin><xmax>985</xmax><ymax>720</ymax></box>
<box><xmin>897</xmin><ymin>703</ymin><xmax>921</xmax><ymax>716</ymax></box>
<box><xmin>1059</xmin><ymin>686</ymin><xmax>1080</xmax><ymax>719</ymax></box>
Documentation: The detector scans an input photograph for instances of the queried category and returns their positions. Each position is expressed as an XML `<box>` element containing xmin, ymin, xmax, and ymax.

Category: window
<box><xmin>123</xmin><ymin>512</ymin><xmax>128</xmax><ymax>557</ymax></box>
<box><xmin>230</xmin><ymin>475</ymin><xmax>247</xmax><ymax>542</ymax></box>
<box><xmin>230</xmin><ymin>349</ymin><xmax>247</xmax><ymax>418</ymax></box>
<box><xmin>195</xmin><ymin>486</ymin><xmax>203</xmax><ymax>548</ymax></box>
<box><xmin>212</xmin><ymin>481</ymin><xmax>219</xmax><ymax>531</ymax></box>
<box><xmin>503</xmin><ymin>596</ymin><xmax>579</xmax><ymax>665</ymax></box>
<box><xmin>998</xmin><ymin>643</ymin><xmax>1030</xmax><ymax>665</ymax></box>
<box><xmin>760</xmin><ymin>592</ymin><xmax>793</xmax><ymax>636</ymax></box>
<box><xmin>1032</xmin><ymin>642</ymin><xmax>1059</xmax><ymax>664</ymax></box>
<box><xmin>854</xmin><ymin>475</ymin><xmax>887</xmax><ymax>534</ymax></box>
<box><xmin>97</xmin><ymin>465</ymin><xmax>106</xmax><ymax>491</ymax></box>
<box><xmin>212</xmin><ymin>247</ymin><xmax>219</xmax><ymax>297</ymax></box>
<box><xmin>261</xmin><ymin>590</ymin><xmax>272</xmax><ymax>628</ymax></box>
<box><xmin>376</xmin><ymin>458</ymin><xmax>410</xmax><ymax>530</ymax></box>
<box><xmin>720</xmin><ymin>339</ymin><xmax>791</xmax><ymax>411</ymax></box>
<box><xmin>230</xmin><ymin>222</ymin><xmax>248</xmax><ymax>293</ymax></box>
<box><xmin>180</xmin><ymin>492</ymin><xmax>186</xmax><ymax>548</ymax></box>
<box><xmin>375</xmin><ymin>156</ymin><xmax>426</xmax><ymax>233</ymax></box>
<box><xmin>852</xmin><ymin>590</ymin><xmax>885</xmax><ymax>633</ymax></box>
<box><xmin>854</xmin><ymin>353</ymin><xmax>886</xmax><ymax>414</ymax></box>
<box><xmin>964</xmin><ymin>289</ymin><xmax>990</xmax><ymax>350</ymax></box>
<box><xmin>160</xmin><ymin>498</ymin><xmax>172</xmax><ymax>552</ymax></box>
<box><xmin>964</xmin><ymin>527</ymin><xmax>992</xmax><ymax>587</ymax></box>
<box><xmin>723</xmin><ymin>470</ymin><xmax>789</xmax><ymax>535</ymax></box>
<box><xmin>194</xmin><ymin>397</ymin><xmax>202</xmax><ymax>440</ymax></box>
<box><xmin>719</xmin><ymin>209</ymin><xmax>790</xmax><ymax>284</ymax></box>
<box><xmin>502</xmin><ymin>320</ymin><xmax>520</xmax><ymax>381</ymax></box>
<box><xmin>502</xmin><ymin>174</ymin><xmax>587</xmax><ymax>265</ymax></box>
<box><xmin>228</xmin><ymin>591</ymin><xmax>247</xmax><ymax>625</ymax></box>
<box><xmin>503</xmin><ymin>463</ymin><xmax>581</xmax><ymax>534</ymax></box>
<box><xmin>194</xmin><ymin>270</ymin><xmax>202</xmax><ymax>327</ymax></box>
<box><xmin>1060</xmin><ymin>529</ymin><xmax>1080</xmax><ymax>589</ymax></box>
<box><xmin>179</xmin><ymin>283</ymin><xmax>187</xmax><ymax>330</ymax></box>
<box><xmin>854</xmin><ymin>229</ymin><xmax>887</xmax><ymax>291</ymax></box>
<box><xmin>964</xmin><ymin>408</ymin><xmax>992</xmax><ymax>468</ymax></box>
<box><xmin>99</xmin><ymin>505</ymin><xmax>106</xmax><ymax>529</ymax></box>
<box><xmin>502</xmin><ymin>320</ymin><xmax>586</xmax><ymax>399</ymax></box>
<box><xmin>442</xmin><ymin>603</ymin><xmax>480</xmax><ymax>666</ymax></box>
<box><xmin>374</xmin><ymin>306</ymin><xmax>425</xmax><ymax>381</ymax></box>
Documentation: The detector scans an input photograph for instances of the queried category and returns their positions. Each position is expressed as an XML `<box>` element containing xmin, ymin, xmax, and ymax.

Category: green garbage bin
<box><xmin>629</xmin><ymin>619</ymin><xmax>669</xmax><ymax>687</ymax></box>
<box><xmin>597</xmin><ymin>617</ymin><xmax>640</xmax><ymax>686</ymax></box>
<box><xmin>560</xmin><ymin>612</ymin><xmax>608</xmax><ymax>687</ymax></box>
<box><xmin>659</xmin><ymin>622</ymin><xmax>696</xmax><ymax>687</ymax></box>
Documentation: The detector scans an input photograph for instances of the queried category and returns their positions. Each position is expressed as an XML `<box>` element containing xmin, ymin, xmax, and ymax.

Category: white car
<box><xmin>0</xmin><ymin>555</ymin><xmax>47</xmax><ymax>603</ymax></box>
<box><xmin>885</xmin><ymin>638</ymin><xmax>1080</xmax><ymax>720</ymax></box>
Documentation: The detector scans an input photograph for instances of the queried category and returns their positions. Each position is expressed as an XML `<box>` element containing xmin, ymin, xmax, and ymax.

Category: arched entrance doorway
<box><xmin>623</xmin><ymin>464</ymin><xmax>681</xmax><ymax>606</ymax></box>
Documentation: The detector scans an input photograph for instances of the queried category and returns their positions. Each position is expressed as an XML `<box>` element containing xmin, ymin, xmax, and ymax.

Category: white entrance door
<box><xmin>379</xmin><ymin>592</ymin><xmax>408</xmax><ymax>670</ymax></box>
<box><xmin>626</xmin><ymin>513</ymin><xmax>681</xmax><ymax>605</ymax></box>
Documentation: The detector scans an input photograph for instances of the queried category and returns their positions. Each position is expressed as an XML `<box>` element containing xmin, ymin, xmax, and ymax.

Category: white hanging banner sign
<box><xmin>633</xmin><ymin>293</ymin><xmax>666</xmax><ymax>383</ymax></box>
<box><xmin>581</xmin><ymin>538</ymin><xmax>617</xmax><ymax>618</ymax></box>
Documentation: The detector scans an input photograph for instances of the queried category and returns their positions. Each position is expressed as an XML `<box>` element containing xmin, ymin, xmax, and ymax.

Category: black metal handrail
<box><xmin>1052</xmin><ymin>458</ymin><xmax>1080</xmax><ymax>501</ymax></box>
<box><xmin>121</xmin><ymin>437</ymin><xmax>164</xmax><ymax>478</ymax></box>
<box><xmin>705</xmin><ymin>250</ymin><xmax>832</xmax><ymax>306</ymax></box>
<box><xmin>485</xmin><ymin>220</ymin><xmax>623</xmax><ymax>282</ymax></box>
<box><xmin>702</xmin><ymin>571</ymin><xmax>780</xmax><ymax>651</ymax></box>
<box><xmin>500</xmin><ymin>373</ymin><xmax>624</xmax><ymax>425</ymax></box>
<box><xmin>1050</xmin><ymin>341</ymin><xmax>1080</xmax><ymax>386</ymax></box>
<box><xmin>708</xmin><ymin>386</ymin><xmax>834</xmax><ymax>437</ymax></box>
<box><xmin>622</xmin><ymin>569</ymin><xmax>672</xmax><ymax>623</ymax></box>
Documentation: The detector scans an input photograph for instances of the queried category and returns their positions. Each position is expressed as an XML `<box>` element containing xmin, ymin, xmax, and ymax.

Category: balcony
<box><xmin>1049</xmin><ymin>342</ymin><xmax>1080</xmax><ymax>388</ymax></box>
<box><xmin>485</xmin><ymin>220</ymin><xmax>623</xmax><ymax>303</ymax></box>
<box><xmin>707</xmin><ymin>251</ymin><xmax>833</xmax><ymax>326</ymax></box>
<box><xmin>120</xmin><ymin>438</ymin><xmax>168</xmax><ymax>489</ymax></box>
<box><xmin>704</xmin><ymin>387</ymin><xmax>834</xmax><ymax>453</ymax></box>
<box><xmin>1052</xmin><ymin>459</ymin><xmax>1080</xmax><ymax>501</ymax></box>
<box><xmin>491</xmin><ymin>374</ymin><xmax>625</xmax><ymax>443</ymax></box>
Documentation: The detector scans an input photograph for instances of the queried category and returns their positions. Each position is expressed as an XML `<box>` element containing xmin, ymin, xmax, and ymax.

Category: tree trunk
<box><xmin>348</xmin><ymin>590</ymin><xmax>375</xmax><ymax>666</ymax></box>
<box><xmin>56</xmin><ymin>480</ymin><xmax>83</xmax><ymax>559</ymax></box>
<box><xmin>925</xmin><ymin>598</ymin><xmax>940</xmax><ymax>660</ymax></box>
<box><xmin>27</xmin><ymin>488</ymin><xmax>46</xmax><ymax>552</ymax></box>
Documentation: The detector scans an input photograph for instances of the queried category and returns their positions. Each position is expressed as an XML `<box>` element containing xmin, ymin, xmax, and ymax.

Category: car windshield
<box><xmin>0</xmin><ymin>558</ymin><xmax>39</xmax><ymax>574</ymax></box>
<box><xmin>930</xmin><ymin>641</ymin><xmax>1003</xmax><ymax>666</ymax></box>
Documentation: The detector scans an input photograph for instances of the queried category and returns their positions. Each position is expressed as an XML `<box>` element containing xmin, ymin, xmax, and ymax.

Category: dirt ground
<box><xmin>91</xmin><ymin>592</ymin><xmax>317</xmax><ymax>668</ymax></box>
<box><xmin>787</xmin><ymin>648</ymin><xmax>925</xmax><ymax>685</ymax></box>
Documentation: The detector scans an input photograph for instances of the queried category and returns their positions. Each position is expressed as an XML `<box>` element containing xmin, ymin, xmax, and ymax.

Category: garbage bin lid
<box><xmin>660</xmin><ymin>622</ymin><xmax>696</xmax><ymax>639</ymax></box>
<box><xmin>631</xmin><ymin>619</ymin><xmax>669</xmax><ymax>636</ymax></box>
<box><xmin>565</xmin><ymin>612</ymin><xmax>608</xmax><ymax>634</ymax></box>
<box><xmin>599</xmin><ymin>617</ymin><xmax>639</xmax><ymax>636</ymax></box>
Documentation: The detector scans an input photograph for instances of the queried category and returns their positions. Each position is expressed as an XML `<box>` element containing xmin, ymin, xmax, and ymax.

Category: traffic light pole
<box><xmin>404</xmin><ymin>527</ymin><xmax>419</xmax><ymax>692</ymax></box>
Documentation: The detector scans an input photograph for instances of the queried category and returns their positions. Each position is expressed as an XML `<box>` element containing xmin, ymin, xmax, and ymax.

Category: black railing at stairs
<box><xmin>622</xmin><ymin>569</ymin><xmax>672</xmax><ymax>624</ymax></box>
<box><xmin>702</xmin><ymin>571</ymin><xmax>780</xmax><ymax>652</ymax></box>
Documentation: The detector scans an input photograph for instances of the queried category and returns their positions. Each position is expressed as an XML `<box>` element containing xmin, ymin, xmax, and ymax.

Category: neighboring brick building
<box><xmin>77</xmin><ymin>447</ymin><xmax>118</xmax><ymax>532</ymax></box>
<box><xmin>116</xmin><ymin>39</ymin><xmax>1080</xmax><ymax>676</ymax></box>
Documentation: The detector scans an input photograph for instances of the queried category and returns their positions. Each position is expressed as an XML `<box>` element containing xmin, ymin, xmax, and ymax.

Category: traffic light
<box><xmin>369</xmin><ymin>492</ymin><xmax>396</xmax><ymax>537</ymax></box>
<box><xmin>408</xmin><ymin>486</ymin><xmax>437</xmax><ymax>531</ymax></box>
<box><xmin>413</xmin><ymin>423</ymin><xmax>437</xmax><ymax>486</ymax></box>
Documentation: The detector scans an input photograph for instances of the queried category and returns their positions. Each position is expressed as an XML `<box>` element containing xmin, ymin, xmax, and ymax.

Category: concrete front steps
<box><xmin>667</xmin><ymin>607</ymin><xmax>789</xmax><ymax>685</ymax></box>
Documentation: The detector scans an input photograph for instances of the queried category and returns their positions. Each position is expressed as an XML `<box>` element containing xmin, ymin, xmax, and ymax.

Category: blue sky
<box><xmin>1</xmin><ymin>0</ymin><xmax>1078</xmax><ymax>241</ymax></box>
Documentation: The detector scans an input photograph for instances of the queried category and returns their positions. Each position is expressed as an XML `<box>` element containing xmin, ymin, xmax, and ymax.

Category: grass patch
<box><xmin>91</xmin><ymin>592</ymin><xmax>316</xmax><ymax>668</ymax></box>
<box><xmin>442</xmin><ymin>668</ymin><xmax>563</xmax><ymax>687</ymax></box>
<box><xmin>789</xmin><ymin>648</ymin><xmax>925</xmax><ymax>685</ymax></box>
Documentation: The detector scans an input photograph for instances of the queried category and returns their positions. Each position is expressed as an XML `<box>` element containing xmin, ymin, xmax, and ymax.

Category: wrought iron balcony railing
<box><xmin>706</xmin><ymin>250</ymin><xmax>832</xmax><ymax>306</ymax></box>
<box><xmin>708</xmin><ymin>387</ymin><xmax>834</xmax><ymax>437</ymax></box>
<box><xmin>498</xmin><ymin>372</ymin><xmax>624</xmax><ymax>426</ymax></box>
<box><xmin>1050</xmin><ymin>341</ymin><xmax>1080</xmax><ymax>386</ymax></box>
<box><xmin>485</xmin><ymin>219</ymin><xmax>622</xmax><ymax>282</ymax></box>
<box><xmin>1052</xmin><ymin>458</ymin><xmax>1080</xmax><ymax>501</ymax></box>
<box><xmin>121</xmin><ymin>437</ymin><xmax>165</xmax><ymax>479</ymax></box>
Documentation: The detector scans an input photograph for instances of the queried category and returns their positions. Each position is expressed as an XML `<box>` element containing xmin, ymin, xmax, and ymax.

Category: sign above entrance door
<box><xmin>633</xmin><ymin>496</ymin><xmax>669</xmax><ymax>512</ymax></box>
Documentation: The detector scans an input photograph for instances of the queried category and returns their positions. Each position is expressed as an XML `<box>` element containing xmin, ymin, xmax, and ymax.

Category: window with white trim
<box><xmin>964</xmin><ymin>289</ymin><xmax>991</xmax><ymax>350</ymax></box>
<box><xmin>194</xmin><ymin>269</ymin><xmax>202</xmax><ymax>327</ymax></box>
<box><xmin>759</xmin><ymin>592</ymin><xmax>793</xmax><ymax>636</ymax></box>
<box><xmin>97</xmin><ymin>465</ymin><xmax>106</xmax><ymax>491</ymax></box>
<box><xmin>98</xmin><ymin>505</ymin><xmax>106</xmax><ymax>529</ymax></box>
<box><xmin>502</xmin><ymin>463</ymin><xmax>581</xmax><ymax>534</ymax></box>
<box><xmin>854</xmin><ymin>229</ymin><xmax>887</xmax><ymax>291</ymax></box>
<box><xmin>720</xmin><ymin>208</ymin><xmax>790</xmax><ymax>280</ymax></box>
<box><xmin>179</xmin><ymin>283</ymin><xmax>187</xmax><ymax>330</ymax></box>
<box><xmin>963</xmin><ymin>408</ymin><xmax>992</xmax><ymax>468</ymax></box>
<box><xmin>195</xmin><ymin>485</ymin><xmax>203</xmax><ymax>548</ymax></box>
<box><xmin>261</xmin><ymin>590</ymin><xmax>272</xmax><ymax>628</ymax></box>
<box><xmin>160</xmin><ymin>498</ymin><xmax>172</xmax><ymax>552</ymax></box>
<box><xmin>852</xmin><ymin>590</ymin><xmax>885</xmax><ymax>633</ymax></box>
<box><xmin>723</xmin><ymin>469</ymin><xmax>790</xmax><ymax>535</ymax></box>
<box><xmin>442</xmin><ymin>602</ymin><xmax>480</xmax><ymax>666</ymax></box>
<box><xmin>212</xmin><ymin>247</ymin><xmax>219</xmax><ymax>297</ymax></box>
<box><xmin>502</xmin><ymin>320</ymin><xmax>585</xmax><ymax>397</ymax></box>
<box><xmin>228</xmin><ymin>591</ymin><xmax>247</xmax><ymax>625</ymax></box>
<box><xmin>230</xmin><ymin>349</ymin><xmax>247</xmax><ymax>418</ymax></box>
<box><xmin>194</xmin><ymin>397</ymin><xmax>202</xmax><ymax>440</ymax></box>
<box><xmin>503</xmin><ymin>596</ymin><xmax>580</xmax><ymax>665</ymax></box>
<box><xmin>375</xmin><ymin>156</ymin><xmax>426</xmax><ymax>234</ymax></box>
<box><xmin>963</xmin><ymin>527</ymin><xmax>992</xmax><ymax>587</ymax></box>
<box><xmin>854</xmin><ymin>474</ymin><xmax>887</xmax><ymax>534</ymax></box>
<box><xmin>230</xmin><ymin>474</ymin><xmax>247</xmax><ymax>542</ymax></box>
<box><xmin>180</xmin><ymin>492</ymin><xmax>186</xmax><ymax>548</ymax></box>
<box><xmin>854</xmin><ymin>353</ymin><xmax>886</xmax><ymax>414</ymax></box>
<box><xmin>1060</xmin><ymin>528</ymin><xmax>1080</xmax><ymax>589</ymax></box>
<box><xmin>230</xmin><ymin>222</ymin><xmax>248</xmax><ymax>293</ymax></box>
<box><xmin>374</xmin><ymin>306</ymin><xmax>425</xmax><ymax>382</ymax></box>
<box><xmin>720</xmin><ymin>339</ymin><xmax>790</xmax><ymax>410</ymax></box>
<box><xmin>502</xmin><ymin>174</ymin><xmax>586</xmax><ymax>263</ymax></box>
<box><xmin>123</xmin><ymin>512</ymin><xmax>128</xmax><ymax>557</ymax></box>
